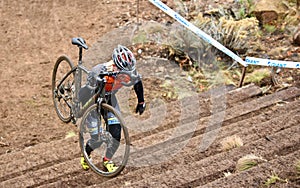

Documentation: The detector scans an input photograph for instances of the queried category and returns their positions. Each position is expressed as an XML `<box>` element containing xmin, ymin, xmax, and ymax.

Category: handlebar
<box><xmin>98</xmin><ymin>71</ymin><xmax>120</xmax><ymax>78</ymax></box>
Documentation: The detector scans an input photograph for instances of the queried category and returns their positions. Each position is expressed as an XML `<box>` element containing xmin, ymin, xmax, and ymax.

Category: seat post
<box><xmin>75</xmin><ymin>46</ymin><xmax>83</xmax><ymax>111</ymax></box>
<box><xmin>78</xmin><ymin>47</ymin><xmax>83</xmax><ymax>64</ymax></box>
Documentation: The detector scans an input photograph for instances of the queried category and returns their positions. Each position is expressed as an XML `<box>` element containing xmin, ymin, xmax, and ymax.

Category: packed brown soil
<box><xmin>0</xmin><ymin>0</ymin><xmax>299</xmax><ymax>187</ymax></box>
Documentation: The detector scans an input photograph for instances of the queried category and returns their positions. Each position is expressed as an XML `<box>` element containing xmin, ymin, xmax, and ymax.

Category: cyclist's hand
<box><xmin>135</xmin><ymin>102</ymin><xmax>146</xmax><ymax>115</ymax></box>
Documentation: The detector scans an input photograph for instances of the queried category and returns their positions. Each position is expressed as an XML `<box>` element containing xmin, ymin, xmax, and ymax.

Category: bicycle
<box><xmin>52</xmin><ymin>37</ymin><xmax>138</xmax><ymax>177</ymax></box>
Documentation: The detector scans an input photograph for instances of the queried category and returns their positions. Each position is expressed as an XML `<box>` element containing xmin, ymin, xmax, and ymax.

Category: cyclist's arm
<box><xmin>134</xmin><ymin>80</ymin><xmax>144</xmax><ymax>103</ymax></box>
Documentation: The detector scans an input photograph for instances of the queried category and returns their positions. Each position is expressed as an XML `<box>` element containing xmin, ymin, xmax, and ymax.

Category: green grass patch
<box><xmin>263</xmin><ymin>24</ymin><xmax>277</xmax><ymax>33</ymax></box>
<box><xmin>244</xmin><ymin>68</ymin><xmax>270</xmax><ymax>84</ymax></box>
<box><xmin>264</xmin><ymin>173</ymin><xmax>288</xmax><ymax>187</ymax></box>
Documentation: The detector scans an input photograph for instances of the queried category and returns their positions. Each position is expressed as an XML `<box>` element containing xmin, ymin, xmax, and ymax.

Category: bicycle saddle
<box><xmin>72</xmin><ymin>37</ymin><xmax>88</xmax><ymax>49</ymax></box>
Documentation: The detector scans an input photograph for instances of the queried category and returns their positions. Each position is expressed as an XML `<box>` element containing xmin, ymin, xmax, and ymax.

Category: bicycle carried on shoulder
<box><xmin>52</xmin><ymin>37</ymin><xmax>136</xmax><ymax>177</ymax></box>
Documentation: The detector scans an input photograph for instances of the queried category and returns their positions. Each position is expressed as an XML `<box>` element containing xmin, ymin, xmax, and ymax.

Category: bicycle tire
<box><xmin>79</xmin><ymin>103</ymin><xmax>130</xmax><ymax>177</ymax></box>
<box><xmin>52</xmin><ymin>55</ymin><xmax>75</xmax><ymax>123</ymax></box>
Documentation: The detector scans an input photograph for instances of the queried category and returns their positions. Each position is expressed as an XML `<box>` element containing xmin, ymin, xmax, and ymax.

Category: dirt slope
<box><xmin>0</xmin><ymin>0</ymin><xmax>299</xmax><ymax>188</ymax></box>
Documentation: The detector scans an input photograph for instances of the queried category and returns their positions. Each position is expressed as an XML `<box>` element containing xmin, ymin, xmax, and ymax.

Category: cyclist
<box><xmin>80</xmin><ymin>45</ymin><xmax>146</xmax><ymax>172</ymax></box>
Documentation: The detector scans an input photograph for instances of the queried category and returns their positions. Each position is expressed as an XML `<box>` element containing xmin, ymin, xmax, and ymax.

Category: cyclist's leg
<box><xmin>105</xmin><ymin>123</ymin><xmax>121</xmax><ymax>159</ymax></box>
<box><xmin>105</xmin><ymin>94</ymin><xmax>122</xmax><ymax>160</ymax></box>
<box><xmin>85</xmin><ymin>111</ymin><xmax>102</xmax><ymax>156</ymax></box>
<box><xmin>85</xmin><ymin>134</ymin><xmax>100</xmax><ymax>156</ymax></box>
<box><xmin>81</xmin><ymin>134</ymin><xmax>99</xmax><ymax>170</ymax></box>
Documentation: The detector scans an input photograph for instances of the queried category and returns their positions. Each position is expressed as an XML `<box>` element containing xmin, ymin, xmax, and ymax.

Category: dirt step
<box><xmin>129</xmin><ymin>101</ymin><xmax>300</xmax><ymax>166</ymax></box>
<box><xmin>130</xmin><ymin>87</ymin><xmax>300</xmax><ymax>151</ymax></box>
<box><xmin>201</xmin><ymin>150</ymin><xmax>300</xmax><ymax>188</ymax></box>
<box><xmin>128</xmin><ymin>84</ymin><xmax>262</xmax><ymax>141</ymax></box>
<box><xmin>0</xmin><ymin>136</ymin><xmax>79</xmax><ymax>182</ymax></box>
<box><xmin>0</xmin><ymin>85</ymin><xmax>258</xmax><ymax>185</ymax></box>
<box><xmin>119</xmin><ymin>103</ymin><xmax>300</xmax><ymax>185</ymax></box>
<box><xmin>0</xmin><ymin>158</ymin><xmax>86</xmax><ymax>188</ymax></box>
<box><xmin>99</xmin><ymin>124</ymin><xmax>300</xmax><ymax>188</ymax></box>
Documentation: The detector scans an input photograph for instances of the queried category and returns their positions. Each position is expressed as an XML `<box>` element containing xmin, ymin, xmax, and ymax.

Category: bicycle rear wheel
<box><xmin>79</xmin><ymin>103</ymin><xmax>130</xmax><ymax>177</ymax></box>
<box><xmin>52</xmin><ymin>55</ymin><xmax>75</xmax><ymax>123</ymax></box>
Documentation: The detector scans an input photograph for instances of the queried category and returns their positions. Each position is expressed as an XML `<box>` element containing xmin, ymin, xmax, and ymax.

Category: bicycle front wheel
<box><xmin>52</xmin><ymin>55</ymin><xmax>75</xmax><ymax>123</ymax></box>
<box><xmin>79</xmin><ymin>103</ymin><xmax>130</xmax><ymax>177</ymax></box>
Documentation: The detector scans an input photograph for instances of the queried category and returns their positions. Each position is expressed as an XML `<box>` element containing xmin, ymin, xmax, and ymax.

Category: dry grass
<box><xmin>220</xmin><ymin>135</ymin><xmax>243</xmax><ymax>151</ymax></box>
<box><xmin>296</xmin><ymin>160</ymin><xmax>300</xmax><ymax>175</ymax></box>
<box><xmin>236</xmin><ymin>154</ymin><xmax>266</xmax><ymax>172</ymax></box>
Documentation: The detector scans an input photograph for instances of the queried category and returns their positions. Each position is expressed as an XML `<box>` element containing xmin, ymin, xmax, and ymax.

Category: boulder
<box><xmin>251</xmin><ymin>0</ymin><xmax>288</xmax><ymax>25</ymax></box>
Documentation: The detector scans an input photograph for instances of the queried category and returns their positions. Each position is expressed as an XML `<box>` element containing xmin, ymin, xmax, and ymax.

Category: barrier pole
<box><xmin>238</xmin><ymin>67</ymin><xmax>247</xmax><ymax>87</ymax></box>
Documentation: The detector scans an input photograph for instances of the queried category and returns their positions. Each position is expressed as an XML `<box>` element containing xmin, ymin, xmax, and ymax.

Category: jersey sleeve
<box><xmin>134</xmin><ymin>80</ymin><xmax>144</xmax><ymax>103</ymax></box>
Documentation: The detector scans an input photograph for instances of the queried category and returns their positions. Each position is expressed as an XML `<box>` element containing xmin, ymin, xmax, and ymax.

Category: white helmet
<box><xmin>112</xmin><ymin>45</ymin><xmax>136</xmax><ymax>71</ymax></box>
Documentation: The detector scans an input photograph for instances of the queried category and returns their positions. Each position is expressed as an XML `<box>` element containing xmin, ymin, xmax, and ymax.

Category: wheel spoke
<box><xmin>52</xmin><ymin>56</ymin><xmax>75</xmax><ymax>123</ymax></box>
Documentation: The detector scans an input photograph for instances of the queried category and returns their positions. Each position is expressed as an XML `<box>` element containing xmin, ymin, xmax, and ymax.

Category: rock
<box><xmin>268</xmin><ymin>47</ymin><xmax>289</xmax><ymax>59</ymax></box>
<box><xmin>293</xmin><ymin>28</ymin><xmax>300</xmax><ymax>46</ymax></box>
<box><xmin>252</xmin><ymin>0</ymin><xmax>288</xmax><ymax>25</ymax></box>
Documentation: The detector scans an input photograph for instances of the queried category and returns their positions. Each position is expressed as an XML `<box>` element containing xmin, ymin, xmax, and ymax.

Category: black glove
<box><xmin>135</xmin><ymin>102</ymin><xmax>146</xmax><ymax>115</ymax></box>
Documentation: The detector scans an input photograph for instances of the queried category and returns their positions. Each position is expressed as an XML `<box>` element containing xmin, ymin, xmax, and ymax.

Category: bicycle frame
<box><xmin>56</xmin><ymin>47</ymin><xmax>101</xmax><ymax>122</ymax></box>
<box><xmin>55</xmin><ymin>38</ymin><xmax>141</xmax><ymax>123</ymax></box>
